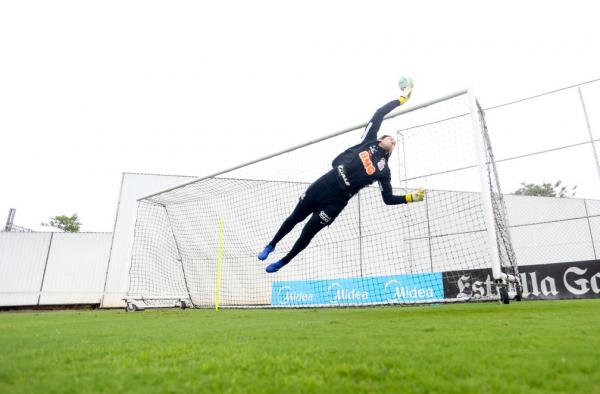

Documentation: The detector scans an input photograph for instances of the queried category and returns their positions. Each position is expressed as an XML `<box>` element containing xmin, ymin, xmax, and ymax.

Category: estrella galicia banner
<box><xmin>271</xmin><ymin>273</ymin><xmax>443</xmax><ymax>306</ymax></box>
<box><xmin>443</xmin><ymin>260</ymin><xmax>600</xmax><ymax>300</ymax></box>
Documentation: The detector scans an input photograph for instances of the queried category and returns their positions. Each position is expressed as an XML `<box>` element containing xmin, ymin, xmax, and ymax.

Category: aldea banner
<box><xmin>271</xmin><ymin>273</ymin><xmax>443</xmax><ymax>306</ymax></box>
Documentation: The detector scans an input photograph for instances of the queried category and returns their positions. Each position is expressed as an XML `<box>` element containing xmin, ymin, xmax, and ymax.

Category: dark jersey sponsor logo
<box><xmin>358</xmin><ymin>150</ymin><xmax>376</xmax><ymax>175</ymax></box>
<box><xmin>337</xmin><ymin>165</ymin><xmax>351</xmax><ymax>186</ymax></box>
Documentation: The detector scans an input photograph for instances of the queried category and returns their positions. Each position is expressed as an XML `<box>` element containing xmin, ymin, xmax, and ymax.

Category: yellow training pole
<box><xmin>215</xmin><ymin>218</ymin><xmax>224</xmax><ymax>311</ymax></box>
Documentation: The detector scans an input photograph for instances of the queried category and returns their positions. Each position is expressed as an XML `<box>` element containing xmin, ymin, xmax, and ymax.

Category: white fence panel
<box><xmin>589</xmin><ymin>217</ymin><xmax>600</xmax><ymax>259</ymax></box>
<box><xmin>510</xmin><ymin>219</ymin><xmax>596</xmax><ymax>265</ymax></box>
<box><xmin>586</xmin><ymin>199</ymin><xmax>600</xmax><ymax>216</ymax></box>
<box><xmin>0</xmin><ymin>233</ymin><xmax>51</xmax><ymax>306</ymax></box>
<box><xmin>505</xmin><ymin>195</ymin><xmax>587</xmax><ymax>226</ymax></box>
<box><xmin>39</xmin><ymin>233</ymin><xmax>112</xmax><ymax>305</ymax></box>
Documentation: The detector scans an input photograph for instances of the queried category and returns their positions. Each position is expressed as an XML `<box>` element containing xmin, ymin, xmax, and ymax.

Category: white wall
<box><xmin>0</xmin><ymin>232</ymin><xmax>51</xmax><ymax>306</ymax></box>
<box><xmin>0</xmin><ymin>232</ymin><xmax>111</xmax><ymax>306</ymax></box>
<box><xmin>1</xmin><ymin>174</ymin><xmax>598</xmax><ymax>308</ymax></box>
<box><xmin>505</xmin><ymin>195</ymin><xmax>598</xmax><ymax>265</ymax></box>
<box><xmin>101</xmin><ymin>172</ymin><xmax>196</xmax><ymax>307</ymax></box>
<box><xmin>38</xmin><ymin>233</ymin><xmax>112</xmax><ymax>305</ymax></box>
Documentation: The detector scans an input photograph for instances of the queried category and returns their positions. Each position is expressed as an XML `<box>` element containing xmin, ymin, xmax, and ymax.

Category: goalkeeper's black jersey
<box><xmin>330</xmin><ymin>100</ymin><xmax>407</xmax><ymax>205</ymax></box>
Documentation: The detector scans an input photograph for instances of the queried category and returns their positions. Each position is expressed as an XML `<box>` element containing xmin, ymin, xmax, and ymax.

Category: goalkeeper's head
<box><xmin>378</xmin><ymin>135</ymin><xmax>396</xmax><ymax>154</ymax></box>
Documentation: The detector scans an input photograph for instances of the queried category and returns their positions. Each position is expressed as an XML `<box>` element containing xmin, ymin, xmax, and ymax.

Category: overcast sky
<box><xmin>1</xmin><ymin>0</ymin><xmax>599</xmax><ymax>232</ymax></box>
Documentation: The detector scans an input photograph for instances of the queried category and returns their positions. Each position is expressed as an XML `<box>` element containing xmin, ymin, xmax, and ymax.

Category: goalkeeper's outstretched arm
<box><xmin>361</xmin><ymin>88</ymin><xmax>413</xmax><ymax>143</ymax></box>
<box><xmin>379</xmin><ymin>178</ymin><xmax>425</xmax><ymax>205</ymax></box>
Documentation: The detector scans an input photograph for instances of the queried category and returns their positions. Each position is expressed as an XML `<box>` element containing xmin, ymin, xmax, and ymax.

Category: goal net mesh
<box><xmin>128</xmin><ymin>92</ymin><xmax>517</xmax><ymax>307</ymax></box>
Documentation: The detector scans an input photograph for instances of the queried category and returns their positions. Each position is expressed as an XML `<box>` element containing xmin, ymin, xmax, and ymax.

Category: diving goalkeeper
<box><xmin>258</xmin><ymin>84</ymin><xmax>425</xmax><ymax>273</ymax></box>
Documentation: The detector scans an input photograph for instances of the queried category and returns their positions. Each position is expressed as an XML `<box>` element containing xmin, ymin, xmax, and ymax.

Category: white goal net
<box><xmin>126</xmin><ymin>90</ymin><xmax>518</xmax><ymax>309</ymax></box>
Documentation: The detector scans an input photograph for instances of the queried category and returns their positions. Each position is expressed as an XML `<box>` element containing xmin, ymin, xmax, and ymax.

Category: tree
<box><xmin>41</xmin><ymin>214</ymin><xmax>82</xmax><ymax>232</ymax></box>
<box><xmin>514</xmin><ymin>180</ymin><xmax>577</xmax><ymax>198</ymax></box>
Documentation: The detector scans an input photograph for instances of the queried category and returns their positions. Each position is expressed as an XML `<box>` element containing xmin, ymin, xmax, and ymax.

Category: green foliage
<box><xmin>41</xmin><ymin>213</ymin><xmax>81</xmax><ymax>232</ymax></box>
<box><xmin>0</xmin><ymin>300</ymin><xmax>599</xmax><ymax>393</ymax></box>
<box><xmin>514</xmin><ymin>180</ymin><xmax>577</xmax><ymax>198</ymax></box>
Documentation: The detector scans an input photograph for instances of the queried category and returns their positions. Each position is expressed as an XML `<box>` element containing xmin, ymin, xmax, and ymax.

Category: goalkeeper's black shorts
<box><xmin>292</xmin><ymin>170</ymin><xmax>349</xmax><ymax>226</ymax></box>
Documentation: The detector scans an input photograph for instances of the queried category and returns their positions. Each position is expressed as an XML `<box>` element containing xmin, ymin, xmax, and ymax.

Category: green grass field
<box><xmin>1</xmin><ymin>300</ymin><xmax>599</xmax><ymax>394</ymax></box>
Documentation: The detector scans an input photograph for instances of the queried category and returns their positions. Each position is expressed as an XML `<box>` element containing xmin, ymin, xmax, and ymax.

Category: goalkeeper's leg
<box><xmin>258</xmin><ymin>194</ymin><xmax>314</xmax><ymax>260</ymax></box>
<box><xmin>266</xmin><ymin>213</ymin><xmax>327</xmax><ymax>272</ymax></box>
<box><xmin>266</xmin><ymin>199</ymin><xmax>346</xmax><ymax>273</ymax></box>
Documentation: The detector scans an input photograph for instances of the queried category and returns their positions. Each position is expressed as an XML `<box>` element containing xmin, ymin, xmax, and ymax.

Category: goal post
<box><xmin>469</xmin><ymin>90</ymin><xmax>504</xmax><ymax>283</ymax></box>
<box><xmin>125</xmin><ymin>89</ymin><xmax>520</xmax><ymax>310</ymax></box>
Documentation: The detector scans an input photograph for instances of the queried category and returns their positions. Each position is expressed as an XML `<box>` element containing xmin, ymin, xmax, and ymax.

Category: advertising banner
<box><xmin>271</xmin><ymin>260</ymin><xmax>599</xmax><ymax>306</ymax></box>
<box><xmin>443</xmin><ymin>260</ymin><xmax>600</xmax><ymax>300</ymax></box>
<box><xmin>271</xmin><ymin>273</ymin><xmax>443</xmax><ymax>306</ymax></box>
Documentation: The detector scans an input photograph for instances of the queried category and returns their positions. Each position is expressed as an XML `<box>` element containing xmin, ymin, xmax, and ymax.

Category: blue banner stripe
<box><xmin>272</xmin><ymin>273</ymin><xmax>443</xmax><ymax>306</ymax></box>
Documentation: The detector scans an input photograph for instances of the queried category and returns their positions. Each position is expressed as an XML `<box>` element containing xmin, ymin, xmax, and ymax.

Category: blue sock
<box><xmin>257</xmin><ymin>244</ymin><xmax>274</xmax><ymax>261</ymax></box>
<box><xmin>266</xmin><ymin>260</ymin><xmax>286</xmax><ymax>273</ymax></box>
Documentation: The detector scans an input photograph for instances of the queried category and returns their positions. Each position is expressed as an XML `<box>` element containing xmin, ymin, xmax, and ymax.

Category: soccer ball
<box><xmin>398</xmin><ymin>76</ymin><xmax>414</xmax><ymax>91</ymax></box>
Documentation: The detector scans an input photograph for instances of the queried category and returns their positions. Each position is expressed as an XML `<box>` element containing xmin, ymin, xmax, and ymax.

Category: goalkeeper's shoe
<box><xmin>266</xmin><ymin>260</ymin><xmax>286</xmax><ymax>273</ymax></box>
<box><xmin>257</xmin><ymin>244</ymin><xmax>275</xmax><ymax>261</ymax></box>
<box><xmin>405</xmin><ymin>188</ymin><xmax>426</xmax><ymax>203</ymax></box>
